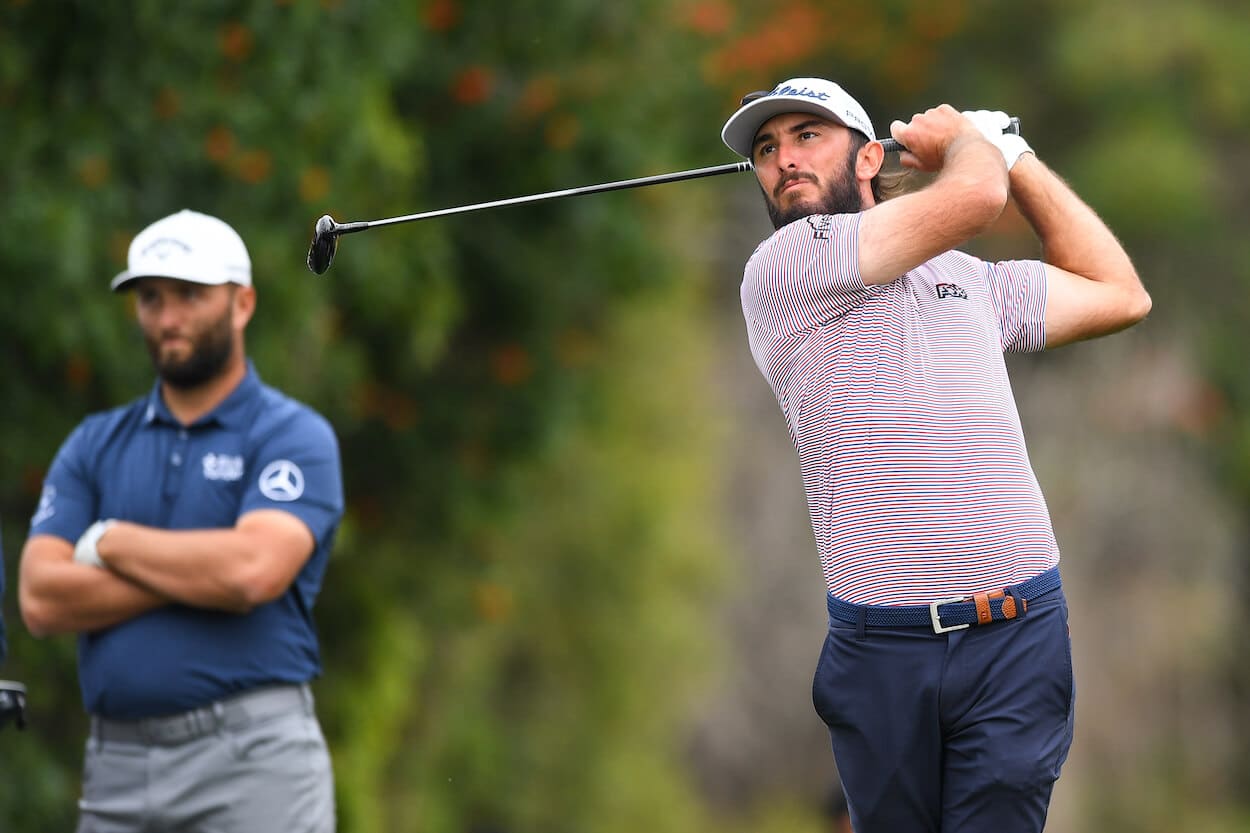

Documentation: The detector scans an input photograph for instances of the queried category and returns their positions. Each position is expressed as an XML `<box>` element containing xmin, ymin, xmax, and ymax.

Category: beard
<box><xmin>764</xmin><ymin>152</ymin><xmax>865</xmax><ymax>230</ymax></box>
<box><xmin>145</xmin><ymin>304</ymin><xmax>236</xmax><ymax>390</ymax></box>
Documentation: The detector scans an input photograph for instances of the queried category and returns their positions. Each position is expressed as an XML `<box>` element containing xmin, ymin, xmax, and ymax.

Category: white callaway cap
<box><xmin>111</xmin><ymin>209</ymin><xmax>252</xmax><ymax>291</ymax></box>
<box><xmin>721</xmin><ymin>77</ymin><xmax>876</xmax><ymax>159</ymax></box>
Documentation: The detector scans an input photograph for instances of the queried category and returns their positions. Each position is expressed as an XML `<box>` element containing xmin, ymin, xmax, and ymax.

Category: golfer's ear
<box><xmin>233</xmin><ymin>284</ymin><xmax>257</xmax><ymax>327</ymax></box>
<box><xmin>857</xmin><ymin>140</ymin><xmax>885</xmax><ymax>180</ymax></box>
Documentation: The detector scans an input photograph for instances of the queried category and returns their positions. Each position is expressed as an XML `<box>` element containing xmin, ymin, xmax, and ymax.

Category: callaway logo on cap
<box><xmin>721</xmin><ymin>77</ymin><xmax>877</xmax><ymax>159</ymax></box>
<box><xmin>111</xmin><ymin>209</ymin><xmax>252</xmax><ymax>292</ymax></box>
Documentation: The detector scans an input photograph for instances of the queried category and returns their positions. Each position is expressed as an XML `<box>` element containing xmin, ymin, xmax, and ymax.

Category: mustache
<box><xmin>774</xmin><ymin>171</ymin><xmax>818</xmax><ymax>199</ymax></box>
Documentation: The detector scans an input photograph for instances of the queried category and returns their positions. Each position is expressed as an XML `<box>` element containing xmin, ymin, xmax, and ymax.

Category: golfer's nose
<box><xmin>773</xmin><ymin>140</ymin><xmax>801</xmax><ymax>170</ymax></box>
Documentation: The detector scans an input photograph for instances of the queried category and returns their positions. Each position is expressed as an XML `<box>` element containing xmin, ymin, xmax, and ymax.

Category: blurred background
<box><xmin>2</xmin><ymin>1</ymin><xmax>1249</xmax><ymax>831</ymax></box>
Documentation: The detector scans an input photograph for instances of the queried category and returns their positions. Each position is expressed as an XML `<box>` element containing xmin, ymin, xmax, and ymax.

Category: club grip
<box><xmin>880</xmin><ymin>116</ymin><xmax>1021</xmax><ymax>154</ymax></box>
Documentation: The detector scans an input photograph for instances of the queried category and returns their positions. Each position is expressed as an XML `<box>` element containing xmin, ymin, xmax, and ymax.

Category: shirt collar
<box><xmin>142</xmin><ymin>361</ymin><xmax>262</xmax><ymax>429</ymax></box>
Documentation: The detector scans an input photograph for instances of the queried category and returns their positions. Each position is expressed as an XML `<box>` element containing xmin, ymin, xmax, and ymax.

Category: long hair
<box><xmin>849</xmin><ymin>132</ymin><xmax>915</xmax><ymax>202</ymax></box>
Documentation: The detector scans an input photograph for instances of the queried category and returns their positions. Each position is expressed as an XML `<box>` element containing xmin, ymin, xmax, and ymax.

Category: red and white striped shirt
<box><xmin>741</xmin><ymin>213</ymin><xmax>1060</xmax><ymax>605</ymax></box>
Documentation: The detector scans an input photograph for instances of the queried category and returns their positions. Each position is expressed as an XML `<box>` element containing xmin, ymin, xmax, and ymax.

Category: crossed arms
<box><xmin>19</xmin><ymin>509</ymin><xmax>314</xmax><ymax>636</ymax></box>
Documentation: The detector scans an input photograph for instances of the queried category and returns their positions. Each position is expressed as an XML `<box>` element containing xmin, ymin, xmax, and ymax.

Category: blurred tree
<box><xmin>0</xmin><ymin>2</ymin><xmax>732</xmax><ymax>830</ymax></box>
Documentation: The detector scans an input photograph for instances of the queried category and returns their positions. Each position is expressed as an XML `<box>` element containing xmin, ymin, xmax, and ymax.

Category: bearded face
<box><xmin>147</xmin><ymin>305</ymin><xmax>234</xmax><ymax>389</ymax></box>
<box><xmin>134</xmin><ymin>280</ymin><xmax>239</xmax><ymax>390</ymax></box>
<box><xmin>763</xmin><ymin>141</ymin><xmax>865</xmax><ymax>229</ymax></box>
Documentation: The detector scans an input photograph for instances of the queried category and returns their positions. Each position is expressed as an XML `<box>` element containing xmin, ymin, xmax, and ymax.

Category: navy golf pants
<box><xmin>812</xmin><ymin>587</ymin><xmax>1074</xmax><ymax>833</ymax></box>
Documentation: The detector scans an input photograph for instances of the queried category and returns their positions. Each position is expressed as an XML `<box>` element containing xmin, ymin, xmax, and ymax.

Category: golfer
<box><xmin>721</xmin><ymin>78</ymin><xmax>1149</xmax><ymax>832</ymax></box>
<box><xmin>19</xmin><ymin>210</ymin><xmax>343</xmax><ymax>832</ymax></box>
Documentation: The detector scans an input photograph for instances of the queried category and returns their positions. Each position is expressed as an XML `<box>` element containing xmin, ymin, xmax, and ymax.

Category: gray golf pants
<box><xmin>77</xmin><ymin>684</ymin><xmax>334</xmax><ymax>833</ymax></box>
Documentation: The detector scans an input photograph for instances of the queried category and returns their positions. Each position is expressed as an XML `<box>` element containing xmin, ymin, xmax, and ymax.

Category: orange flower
<box><xmin>705</xmin><ymin>2</ymin><xmax>830</xmax><ymax>79</ymax></box>
<box><xmin>234</xmin><ymin>149</ymin><xmax>272</xmax><ymax>184</ymax></box>
<box><xmin>452</xmin><ymin>66</ymin><xmax>493</xmax><ymax>104</ymax></box>
<box><xmin>205</xmin><ymin>126</ymin><xmax>236</xmax><ymax>163</ymax></box>
<box><xmin>219</xmin><ymin>22</ymin><xmax>254</xmax><ymax>62</ymax></box>
<box><xmin>683</xmin><ymin>0</ymin><xmax>733</xmax><ymax>35</ymax></box>
<box><xmin>490</xmin><ymin>344</ymin><xmax>532</xmax><ymax>386</ymax></box>
<box><xmin>424</xmin><ymin>0</ymin><xmax>459</xmax><ymax>31</ymax></box>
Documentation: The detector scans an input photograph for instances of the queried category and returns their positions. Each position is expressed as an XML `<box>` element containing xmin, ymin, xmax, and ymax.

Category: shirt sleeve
<box><xmin>241</xmin><ymin>406</ymin><xmax>344</xmax><ymax>547</ymax></box>
<box><xmin>28</xmin><ymin>419</ymin><xmax>99</xmax><ymax>544</ymax></box>
<box><xmin>741</xmin><ymin>213</ymin><xmax>872</xmax><ymax>339</ymax></box>
<box><xmin>984</xmin><ymin>258</ymin><xmax>1048</xmax><ymax>353</ymax></box>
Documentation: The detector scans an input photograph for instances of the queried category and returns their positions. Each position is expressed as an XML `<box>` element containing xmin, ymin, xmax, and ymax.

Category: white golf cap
<box><xmin>111</xmin><ymin>209</ymin><xmax>252</xmax><ymax>291</ymax></box>
<box><xmin>721</xmin><ymin>77</ymin><xmax>876</xmax><ymax>159</ymax></box>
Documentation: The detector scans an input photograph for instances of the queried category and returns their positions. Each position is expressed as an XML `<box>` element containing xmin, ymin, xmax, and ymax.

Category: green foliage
<box><xmin>0</xmin><ymin>2</ymin><xmax>733</xmax><ymax>830</ymax></box>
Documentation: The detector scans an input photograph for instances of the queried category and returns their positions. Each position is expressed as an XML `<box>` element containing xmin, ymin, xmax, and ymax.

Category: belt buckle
<box><xmin>929</xmin><ymin>596</ymin><xmax>970</xmax><ymax>634</ymax></box>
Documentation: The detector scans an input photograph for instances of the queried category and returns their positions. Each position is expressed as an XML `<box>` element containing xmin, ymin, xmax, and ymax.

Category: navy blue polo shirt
<box><xmin>28</xmin><ymin>363</ymin><xmax>344</xmax><ymax>719</ymax></box>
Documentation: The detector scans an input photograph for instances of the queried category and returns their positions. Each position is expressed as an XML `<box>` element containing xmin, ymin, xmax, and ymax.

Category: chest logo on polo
<box><xmin>936</xmin><ymin>283</ymin><xmax>968</xmax><ymax>300</ymax></box>
<box><xmin>805</xmin><ymin>215</ymin><xmax>833</xmax><ymax>240</ymax></box>
<box><xmin>202</xmin><ymin>453</ymin><xmax>244</xmax><ymax>481</ymax></box>
<box><xmin>259</xmin><ymin>459</ymin><xmax>305</xmax><ymax>502</ymax></box>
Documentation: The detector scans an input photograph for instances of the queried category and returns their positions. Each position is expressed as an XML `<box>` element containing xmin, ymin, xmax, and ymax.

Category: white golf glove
<box><xmin>74</xmin><ymin>519</ymin><xmax>115</xmax><ymax>568</ymax></box>
<box><xmin>962</xmin><ymin>109</ymin><xmax>1033</xmax><ymax>170</ymax></box>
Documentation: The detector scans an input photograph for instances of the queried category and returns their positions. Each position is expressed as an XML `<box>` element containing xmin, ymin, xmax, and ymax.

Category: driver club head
<box><xmin>306</xmin><ymin>214</ymin><xmax>340</xmax><ymax>275</ymax></box>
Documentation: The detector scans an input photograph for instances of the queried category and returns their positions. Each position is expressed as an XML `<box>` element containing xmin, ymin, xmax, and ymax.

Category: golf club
<box><xmin>0</xmin><ymin>680</ymin><xmax>27</xmax><ymax>731</ymax></box>
<box><xmin>307</xmin><ymin>117</ymin><xmax>1021</xmax><ymax>274</ymax></box>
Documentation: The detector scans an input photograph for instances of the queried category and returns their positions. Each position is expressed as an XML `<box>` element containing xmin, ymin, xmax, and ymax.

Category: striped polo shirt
<box><xmin>741</xmin><ymin>212</ymin><xmax>1060</xmax><ymax>606</ymax></box>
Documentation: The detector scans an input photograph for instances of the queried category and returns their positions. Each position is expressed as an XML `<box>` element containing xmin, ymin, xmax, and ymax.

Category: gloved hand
<box><xmin>962</xmin><ymin>109</ymin><xmax>1033</xmax><ymax>170</ymax></box>
<box><xmin>73</xmin><ymin>519</ymin><xmax>115</xmax><ymax>568</ymax></box>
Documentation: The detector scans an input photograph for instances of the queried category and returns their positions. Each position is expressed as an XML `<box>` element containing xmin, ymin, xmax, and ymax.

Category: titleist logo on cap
<box><xmin>769</xmin><ymin>84</ymin><xmax>830</xmax><ymax>101</ymax></box>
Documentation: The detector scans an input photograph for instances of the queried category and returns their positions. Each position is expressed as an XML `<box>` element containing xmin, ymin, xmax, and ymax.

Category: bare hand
<box><xmin>890</xmin><ymin>105</ymin><xmax>982</xmax><ymax>173</ymax></box>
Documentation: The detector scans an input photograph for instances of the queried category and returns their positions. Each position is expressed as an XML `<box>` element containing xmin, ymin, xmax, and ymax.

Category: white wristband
<box><xmin>73</xmin><ymin>519</ymin><xmax>115</xmax><ymax>568</ymax></box>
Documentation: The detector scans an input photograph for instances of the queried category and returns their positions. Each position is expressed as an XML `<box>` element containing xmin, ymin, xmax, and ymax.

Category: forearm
<box><xmin>1010</xmin><ymin>153</ymin><xmax>1151</xmax><ymax>344</ymax></box>
<box><xmin>859</xmin><ymin>130</ymin><xmax>1008</xmax><ymax>284</ymax></box>
<box><xmin>19</xmin><ymin>541</ymin><xmax>167</xmax><ymax>636</ymax></box>
<box><xmin>97</xmin><ymin>512</ymin><xmax>312</xmax><ymax>614</ymax></box>
<box><xmin>1010</xmin><ymin>154</ymin><xmax>1137</xmax><ymax>288</ymax></box>
<box><xmin>98</xmin><ymin>523</ymin><xmax>263</xmax><ymax>613</ymax></box>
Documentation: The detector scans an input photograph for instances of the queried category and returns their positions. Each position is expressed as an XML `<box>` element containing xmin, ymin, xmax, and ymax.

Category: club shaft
<box><xmin>352</xmin><ymin>161</ymin><xmax>754</xmax><ymax>232</ymax></box>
